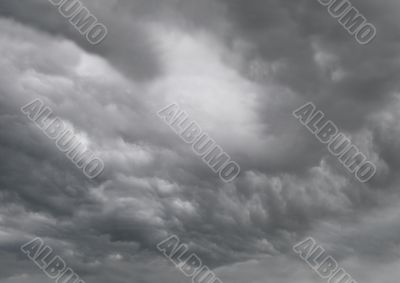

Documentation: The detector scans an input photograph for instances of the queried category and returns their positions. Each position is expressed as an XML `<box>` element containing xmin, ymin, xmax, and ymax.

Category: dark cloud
<box><xmin>0</xmin><ymin>0</ymin><xmax>163</xmax><ymax>81</ymax></box>
<box><xmin>1</xmin><ymin>0</ymin><xmax>400</xmax><ymax>282</ymax></box>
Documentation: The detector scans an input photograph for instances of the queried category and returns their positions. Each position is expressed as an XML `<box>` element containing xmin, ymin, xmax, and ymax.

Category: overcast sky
<box><xmin>1</xmin><ymin>0</ymin><xmax>400</xmax><ymax>282</ymax></box>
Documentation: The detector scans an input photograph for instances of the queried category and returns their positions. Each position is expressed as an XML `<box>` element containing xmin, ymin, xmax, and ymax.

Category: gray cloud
<box><xmin>1</xmin><ymin>0</ymin><xmax>400</xmax><ymax>282</ymax></box>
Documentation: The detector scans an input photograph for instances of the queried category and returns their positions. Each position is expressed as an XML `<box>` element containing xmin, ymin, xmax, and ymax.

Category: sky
<box><xmin>1</xmin><ymin>0</ymin><xmax>400</xmax><ymax>282</ymax></box>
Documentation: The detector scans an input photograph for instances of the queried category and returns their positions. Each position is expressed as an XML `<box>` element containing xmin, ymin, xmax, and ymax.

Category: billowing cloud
<box><xmin>0</xmin><ymin>0</ymin><xmax>400</xmax><ymax>282</ymax></box>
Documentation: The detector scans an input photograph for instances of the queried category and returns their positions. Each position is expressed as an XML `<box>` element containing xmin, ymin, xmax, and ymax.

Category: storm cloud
<box><xmin>0</xmin><ymin>0</ymin><xmax>400</xmax><ymax>282</ymax></box>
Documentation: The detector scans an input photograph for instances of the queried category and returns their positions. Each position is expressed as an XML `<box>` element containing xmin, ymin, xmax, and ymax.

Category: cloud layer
<box><xmin>1</xmin><ymin>0</ymin><xmax>400</xmax><ymax>282</ymax></box>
